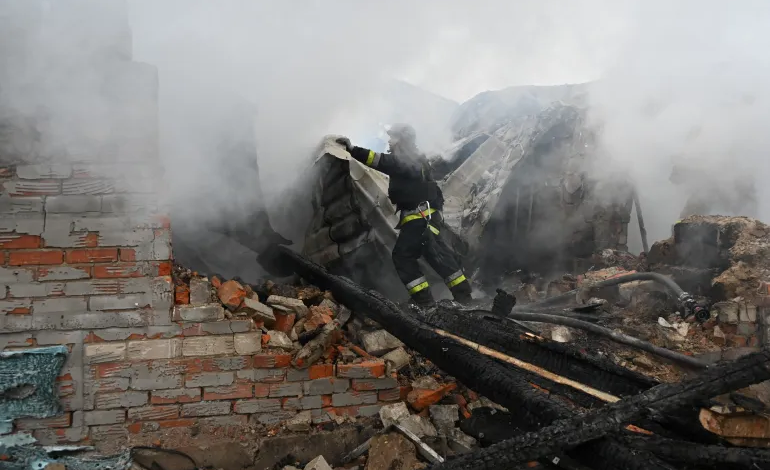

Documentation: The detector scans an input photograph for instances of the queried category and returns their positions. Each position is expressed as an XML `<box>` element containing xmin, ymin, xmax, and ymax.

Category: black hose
<box><xmin>467</xmin><ymin>309</ymin><xmax>707</xmax><ymax>369</ymax></box>
<box><xmin>523</xmin><ymin>272</ymin><xmax>687</xmax><ymax>309</ymax></box>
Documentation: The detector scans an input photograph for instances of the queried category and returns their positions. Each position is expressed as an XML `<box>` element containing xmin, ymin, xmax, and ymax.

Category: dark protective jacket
<box><xmin>348</xmin><ymin>146</ymin><xmax>443</xmax><ymax>212</ymax></box>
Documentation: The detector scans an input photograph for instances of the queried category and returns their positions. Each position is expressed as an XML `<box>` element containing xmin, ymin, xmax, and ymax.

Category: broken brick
<box><xmin>407</xmin><ymin>383</ymin><xmax>457</xmax><ymax>411</ymax></box>
<box><xmin>304</xmin><ymin>306</ymin><xmax>333</xmax><ymax>332</ymax></box>
<box><xmin>218</xmin><ymin>280</ymin><xmax>247</xmax><ymax>311</ymax></box>
<box><xmin>273</xmin><ymin>311</ymin><xmax>296</xmax><ymax>334</ymax></box>
<box><xmin>175</xmin><ymin>284</ymin><xmax>190</xmax><ymax>304</ymax></box>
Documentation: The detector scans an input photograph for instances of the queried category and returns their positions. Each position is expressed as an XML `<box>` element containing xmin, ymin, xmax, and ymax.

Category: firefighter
<box><xmin>336</xmin><ymin>124</ymin><xmax>472</xmax><ymax>308</ymax></box>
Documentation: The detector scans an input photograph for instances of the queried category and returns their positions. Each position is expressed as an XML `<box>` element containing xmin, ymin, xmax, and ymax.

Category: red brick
<box><xmin>253</xmin><ymin>353</ymin><xmax>292</xmax><ymax>368</ymax></box>
<box><xmin>273</xmin><ymin>311</ymin><xmax>296</xmax><ymax>334</ymax></box>
<box><xmin>175</xmin><ymin>284</ymin><xmax>190</xmax><ymax>304</ymax></box>
<box><xmin>7</xmin><ymin>307</ymin><xmax>31</xmax><ymax>315</ymax></box>
<box><xmin>0</xmin><ymin>235</ymin><xmax>42</xmax><ymax>249</ymax></box>
<box><xmin>337</xmin><ymin>361</ymin><xmax>386</xmax><ymax>379</ymax></box>
<box><xmin>211</xmin><ymin>275</ymin><xmax>223</xmax><ymax>289</ymax></box>
<box><xmin>750</xmin><ymin>335</ymin><xmax>760</xmax><ymax>347</ymax></box>
<box><xmin>181</xmin><ymin>323</ymin><xmax>204</xmax><ymax>336</ymax></box>
<box><xmin>151</xmin><ymin>388</ymin><xmax>201</xmax><ymax>404</ymax></box>
<box><xmin>9</xmin><ymin>250</ymin><xmax>63</xmax><ymax>266</ymax></box>
<box><xmin>720</xmin><ymin>324</ymin><xmax>738</xmax><ymax>335</ymax></box>
<box><xmin>84</xmin><ymin>332</ymin><xmax>106</xmax><ymax>343</ymax></box>
<box><xmin>158</xmin><ymin>261</ymin><xmax>172</xmax><ymax>276</ymax></box>
<box><xmin>93</xmin><ymin>263</ymin><xmax>143</xmax><ymax>278</ymax></box>
<box><xmin>65</xmin><ymin>248</ymin><xmax>118</xmax><ymax>263</ymax></box>
<box><xmin>254</xmin><ymin>384</ymin><xmax>270</xmax><ymax>398</ymax></box>
<box><xmin>728</xmin><ymin>335</ymin><xmax>748</xmax><ymax>348</ymax></box>
<box><xmin>0</xmin><ymin>251</ymin><xmax>5</xmax><ymax>265</ymax></box>
<box><xmin>305</xmin><ymin>307</ymin><xmax>333</xmax><ymax>331</ymax></box>
<box><xmin>83</xmin><ymin>233</ymin><xmax>99</xmax><ymax>248</ymax></box>
<box><xmin>378</xmin><ymin>388</ymin><xmax>401</xmax><ymax>402</ymax></box>
<box><xmin>119</xmin><ymin>249</ymin><xmax>137</xmax><ymax>261</ymax></box>
<box><xmin>127</xmin><ymin>422</ymin><xmax>143</xmax><ymax>434</ymax></box>
<box><xmin>218</xmin><ymin>280</ymin><xmax>247</xmax><ymax>311</ymax></box>
<box><xmin>154</xmin><ymin>216</ymin><xmax>172</xmax><ymax>229</ymax></box>
<box><xmin>407</xmin><ymin>383</ymin><xmax>457</xmax><ymax>411</ymax></box>
<box><xmin>309</xmin><ymin>364</ymin><xmax>334</xmax><ymax>380</ymax></box>
<box><xmin>204</xmin><ymin>383</ymin><xmax>253</xmax><ymax>401</ymax></box>
<box><xmin>321</xmin><ymin>395</ymin><xmax>333</xmax><ymax>407</ymax></box>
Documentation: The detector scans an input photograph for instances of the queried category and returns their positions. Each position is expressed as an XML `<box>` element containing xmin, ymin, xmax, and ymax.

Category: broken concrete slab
<box><xmin>240</xmin><ymin>297</ymin><xmax>277</xmax><ymax>326</ymax></box>
<box><xmin>382</xmin><ymin>347</ymin><xmax>411</xmax><ymax>370</ymax></box>
<box><xmin>447</xmin><ymin>428</ymin><xmax>477</xmax><ymax>453</ymax></box>
<box><xmin>379</xmin><ymin>402</ymin><xmax>410</xmax><ymax>428</ymax></box>
<box><xmin>365</xmin><ymin>432</ymin><xmax>418</xmax><ymax>470</ymax></box>
<box><xmin>411</xmin><ymin>376</ymin><xmax>440</xmax><ymax>390</ymax></box>
<box><xmin>361</xmin><ymin>329</ymin><xmax>404</xmax><ymax>356</ymax></box>
<box><xmin>267</xmin><ymin>295</ymin><xmax>309</xmax><ymax>319</ymax></box>
<box><xmin>267</xmin><ymin>330</ymin><xmax>296</xmax><ymax>350</ymax></box>
<box><xmin>304</xmin><ymin>455</ymin><xmax>332</xmax><ymax>470</ymax></box>
<box><xmin>400</xmin><ymin>414</ymin><xmax>438</xmax><ymax>439</ymax></box>
<box><xmin>286</xmin><ymin>410</ymin><xmax>312</xmax><ymax>432</ymax></box>
<box><xmin>429</xmin><ymin>404</ymin><xmax>459</xmax><ymax>434</ymax></box>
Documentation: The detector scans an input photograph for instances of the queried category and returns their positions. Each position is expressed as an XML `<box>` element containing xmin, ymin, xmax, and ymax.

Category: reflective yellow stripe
<box><xmin>408</xmin><ymin>282</ymin><xmax>429</xmax><ymax>294</ymax></box>
<box><xmin>447</xmin><ymin>275</ymin><xmax>467</xmax><ymax>288</ymax></box>
<box><xmin>366</xmin><ymin>150</ymin><xmax>376</xmax><ymax>166</ymax></box>
<box><xmin>429</xmin><ymin>225</ymin><xmax>440</xmax><ymax>235</ymax></box>
<box><xmin>400</xmin><ymin>208</ymin><xmax>437</xmax><ymax>225</ymax></box>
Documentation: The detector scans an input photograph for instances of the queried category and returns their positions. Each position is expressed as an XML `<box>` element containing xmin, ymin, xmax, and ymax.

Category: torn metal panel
<box><xmin>0</xmin><ymin>346</ymin><xmax>67</xmax><ymax>421</ymax></box>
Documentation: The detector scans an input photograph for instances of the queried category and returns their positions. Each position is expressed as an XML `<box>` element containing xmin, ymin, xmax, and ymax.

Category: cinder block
<box><xmin>89</xmin><ymin>424</ymin><xmax>128</xmax><ymax>444</ymax></box>
<box><xmin>0</xmin><ymin>213</ymin><xmax>45</xmax><ymax>235</ymax></box>
<box><xmin>128</xmin><ymin>405</ymin><xmax>179</xmax><ymax>421</ymax></box>
<box><xmin>249</xmin><ymin>411</ymin><xmax>296</xmax><ymax>426</ymax></box>
<box><xmin>46</xmin><ymin>195</ymin><xmax>101</xmax><ymax>212</ymax></box>
<box><xmin>16</xmin><ymin>164</ymin><xmax>72</xmax><ymax>179</ymax></box>
<box><xmin>332</xmin><ymin>391</ymin><xmax>377</xmax><ymax>407</ymax></box>
<box><xmin>269</xmin><ymin>383</ymin><xmax>302</xmax><ymax>398</ymax></box>
<box><xmin>85</xmin><ymin>343</ymin><xmax>126</xmax><ymax>364</ymax></box>
<box><xmin>181</xmin><ymin>401</ymin><xmax>231</xmax><ymax>417</ymax></box>
<box><xmin>284</xmin><ymin>395</ymin><xmax>324</xmax><ymax>410</ymax></box>
<box><xmin>0</xmin><ymin>299</ymin><xmax>32</xmax><ymax>315</ymax></box>
<box><xmin>72</xmin><ymin>215</ymin><xmax>128</xmax><ymax>232</ymax></box>
<box><xmin>151</xmin><ymin>388</ymin><xmax>201</xmax><ymax>404</ymax></box>
<box><xmin>0</xmin><ymin>197</ymin><xmax>44</xmax><ymax>214</ymax></box>
<box><xmin>32</xmin><ymin>297</ymin><xmax>87</xmax><ymax>314</ymax></box>
<box><xmin>8</xmin><ymin>282</ymin><xmax>64</xmax><ymax>298</ymax></box>
<box><xmin>351</xmin><ymin>378</ymin><xmax>399</xmax><ymax>391</ymax></box>
<box><xmin>95</xmin><ymin>391</ymin><xmax>149</xmax><ymax>409</ymax></box>
<box><xmin>237</xmin><ymin>368</ymin><xmax>285</xmax><ymax>383</ymax></box>
<box><xmin>44</xmin><ymin>311</ymin><xmax>148</xmax><ymax>330</ymax></box>
<box><xmin>1</xmin><ymin>313</ymin><xmax>33</xmax><ymax>331</ymax></box>
<box><xmin>303</xmin><ymin>378</ymin><xmax>349</xmax><ymax>396</ymax></box>
<box><xmin>131</xmin><ymin>373</ymin><xmax>183</xmax><ymax>391</ymax></box>
<box><xmin>90</xmin><ymin>293</ymin><xmax>151</xmax><ymax>311</ymax></box>
<box><xmin>185</xmin><ymin>372</ymin><xmax>234</xmax><ymax>388</ymax></box>
<box><xmin>127</xmin><ymin>338</ymin><xmax>182</xmax><ymax>360</ymax></box>
<box><xmin>99</xmin><ymin>229</ymin><xmax>154</xmax><ymax>246</ymax></box>
<box><xmin>189</xmin><ymin>278</ymin><xmax>211</xmax><ymax>304</ymax></box>
<box><xmin>84</xmin><ymin>409</ymin><xmax>125</xmax><ymax>426</ymax></box>
<box><xmin>234</xmin><ymin>398</ymin><xmax>282</xmax><ymax>414</ymax></box>
<box><xmin>37</xmin><ymin>266</ymin><xmax>90</xmax><ymax>281</ymax></box>
<box><xmin>172</xmin><ymin>304</ymin><xmax>224</xmax><ymax>322</ymax></box>
<box><xmin>233</xmin><ymin>332</ymin><xmax>262</xmax><ymax>354</ymax></box>
<box><xmin>286</xmin><ymin>369</ymin><xmax>310</xmax><ymax>382</ymax></box>
<box><xmin>63</xmin><ymin>279</ymin><xmax>120</xmax><ymax>296</ymax></box>
<box><xmin>62</xmin><ymin>179</ymin><xmax>115</xmax><ymax>195</ymax></box>
<box><xmin>0</xmin><ymin>267</ymin><xmax>35</xmax><ymax>283</ymax></box>
<box><xmin>182</xmin><ymin>336</ymin><xmax>235</xmax><ymax>357</ymax></box>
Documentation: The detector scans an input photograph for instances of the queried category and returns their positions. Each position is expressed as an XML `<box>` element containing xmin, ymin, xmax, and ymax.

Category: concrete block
<box><xmin>285</xmin><ymin>410</ymin><xmax>312</xmax><ymax>432</ymax></box>
<box><xmin>303</xmin><ymin>378</ymin><xmax>349</xmax><ymax>396</ymax></box>
<box><xmin>33</xmin><ymin>330</ymin><xmax>84</xmax><ymax>345</ymax></box>
<box><xmin>0</xmin><ymin>332</ymin><xmax>33</xmax><ymax>349</ymax></box>
<box><xmin>1</xmin><ymin>314</ymin><xmax>32</xmax><ymax>331</ymax></box>
<box><xmin>128</xmin><ymin>405</ymin><xmax>180</xmax><ymax>421</ymax></box>
<box><xmin>95</xmin><ymin>391</ymin><xmax>148</xmax><ymax>409</ymax></box>
<box><xmin>234</xmin><ymin>398</ymin><xmax>282</xmax><ymax>414</ymax></box>
<box><xmin>250</xmin><ymin>411</ymin><xmax>297</xmax><ymax>426</ymax></box>
<box><xmin>269</xmin><ymin>383</ymin><xmax>303</xmax><ymax>397</ymax></box>
<box><xmin>72</xmin><ymin>216</ymin><xmax>128</xmax><ymax>232</ymax></box>
<box><xmin>195</xmin><ymin>319</ymin><xmax>253</xmax><ymax>335</ymax></box>
<box><xmin>172</xmin><ymin>303</ymin><xmax>224</xmax><ymax>322</ymax></box>
<box><xmin>237</xmin><ymin>368</ymin><xmax>285</xmax><ymax>383</ymax></box>
<box><xmin>16</xmin><ymin>164</ymin><xmax>72</xmax><ymax>179</ymax></box>
<box><xmin>286</xmin><ymin>369</ymin><xmax>310</xmax><ymax>382</ymax></box>
<box><xmin>0</xmin><ymin>267</ymin><xmax>35</xmax><ymax>283</ymax></box>
<box><xmin>382</xmin><ymin>347</ymin><xmax>411</xmax><ymax>371</ymax></box>
<box><xmin>45</xmin><ymin>195</ymin><xmax>101</xmax><ymax>212</ymax></box>
<box><xmin>90</xmin><ymin>293</ymin><xmax>151</xmax><ymax>311</ymax></box>
<box><xmin>0</xmin><ymin>197</ymin><xmax>44</xmax><ymax>214</ymax></box>
<box><xmin>186</xmin><ymin>372</ymin><xmax>234</xmax><ymax>388</ymax></box>
<box><xmin>738</xmin><ymin>322</ymin><xmax>757</xmax><ymax>336</ymax></box>
<box><xmin>151</xmin><ymin>388</ymin><xmax>202</xmax><ymax>404</ymax></box>
<box><xmin>85</xmin><ymin>343</ymin><xmax>126</xmax><ymax>364</ymax></box>
<box><xmin>715</xmin><ymin>301</ymin><xmax>740</xmax><ymax>324</ymax></box>
<box><xmin>234</xmin><ymin>333</ymin><xmax>262</xmax><ymax>354</ymax></box>
<box><xmin>101</xmin><ymin>194</ymin><xmax>158</xmax><ymax>213</ymax></box>
<box><xmin>332</xmin><ymin>391</ymin><xmax>377</xmax><ymax>407</ymax></box>
<box><xmin>0</xmin><ymin>299</ymin><xmax>31</xmax><ymax>315</ymax></box>
<box><xmin>99</xmin><ymin>229</ymin><xmax>154</xmax><ymax>246</ymax></box>
<box><xmin>267</xmin><ymin>330</ymin><xmax>295</xmax><ymax>350</ymax></box>
<box><xmin>189</xmin><ymin>278</ymin><xmax>212</xmax><ymax>304</ymax></box>
<box><xmin>360</xmin><ymin>329</ymin><xmax>404</xmax><ymax>356</ymax></box>
<box><xmin>127</xmin><ymin>338</ymin><xmax>182</xmax><ymax>360</ymax></box>
<box><xmin>33</xmin><ymin>297</ymin><xmax>87</xmax><ymax>314</ymax></box>
<box><xmin>357</xmin><ymin>404</ymin><xmax>382</xmax><ymax>417</ymax></box>
<box><xmin>84</xmin><ymin>410</ymin><xmax>125</xmax><ymax>426</ymax></box>
<box><xmin>181</xmin><ymin>401</ymin><xmax>232</xmax><ymax>417</ymax></box>
<box><xmin>182</xmin><ymin>336</ymin><xmax>235</xmax><ymax>356</ymax></box>
<box><xmin>36</xmin><ymin>266</ymin><xmax>90</xmax><ymax>281</ymax></box>
<box><xmin>351</xmin><ymin>378</ymin><xmax>398</xmax><ymax>391</ymax></box>
<box><xmin>239</xmin><ymin>297</ymin><xmax>276</xmax><ymax>325</ymax></box>
<box><xmin>295</xmin><ymin>396</ymin><xmax>324</xmax><ymax>410</ymax></box>
<box><xmin>8</xmin><ymin>282</ymin><xmax>63</xmax><ymax>298</ymax></box>
<box><xmin>63</xmin><ymin>279</ymin><xmax>120</xmax><ymax>296</ymax></box>
<box><xmin>0</xmin><ymin>213</ymin><xmax>45</xmax><ymax>235</ymax></box>
<box><xmin>741</xmin><ymin>304</ymin><xmax>758</xmax><ymax>323</ymax></box>
<box><xmin>266</xmin><ymin>295</ymin><xmax>308</xmax><ymax>318</ymax></box>
<box><xmin>132</xmin><ymin>373</ymin><xmax>183</xmax><ymax>391</ymax></box>
<box><xmin>380</xmin><ymin>402</ymin><xmax>416</xmax><ymax>427</ymax></box>
<box><xmin>41</xmin><ymin>311</ymin><xmax>148</xmax><ymax>330</ymax></box>
<box><xmin>430</xmin><ymin>404</ymin><xmax>459</xmax><ymax>433</ymax></box>
<box><xmin>62</xmin><ymin>179</ymin><xmax>115</xmax><ymax>195</ymax></box>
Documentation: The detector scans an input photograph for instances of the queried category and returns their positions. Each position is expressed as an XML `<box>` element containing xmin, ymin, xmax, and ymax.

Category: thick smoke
<box><xmin>588</xmin><ymin>1</ymin><xmax>770</xmax><ymax>248</ymax></box>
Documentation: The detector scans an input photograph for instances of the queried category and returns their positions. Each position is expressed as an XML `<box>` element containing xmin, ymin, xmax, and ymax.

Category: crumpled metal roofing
<box><xmin>1</xmin><ymin>346</ymin><xmax>68</xmax><ymax>423</ymax></box>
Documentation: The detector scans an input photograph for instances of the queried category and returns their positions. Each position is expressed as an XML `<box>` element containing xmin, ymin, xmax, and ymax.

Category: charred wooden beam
<box><xmin>620</xmin><ymin>434</ymin><xmax>770</xmax><ymax>469</ymax></box>
<box><xmin>435</xmin><ymin>349</ymin><xmax>770</xmax><ymax>470</ymax></box>
<box><xmin>277</xmin><ymin>247</ymin><xmax>677</xmax><ymax>470</ymax></box>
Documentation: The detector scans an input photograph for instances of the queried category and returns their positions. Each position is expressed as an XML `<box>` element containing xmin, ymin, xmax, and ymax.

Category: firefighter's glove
<box><xmin>335</xmin><ymin>137</ymin><xmax>353</xmax><ymax>152</ymax></box>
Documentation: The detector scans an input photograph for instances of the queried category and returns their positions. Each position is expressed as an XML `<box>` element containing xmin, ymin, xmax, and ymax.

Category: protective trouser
<box><xmin>392</xmin><ymin>209</ymin><xmax>472</xmax><ymax>307</ymax></box>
